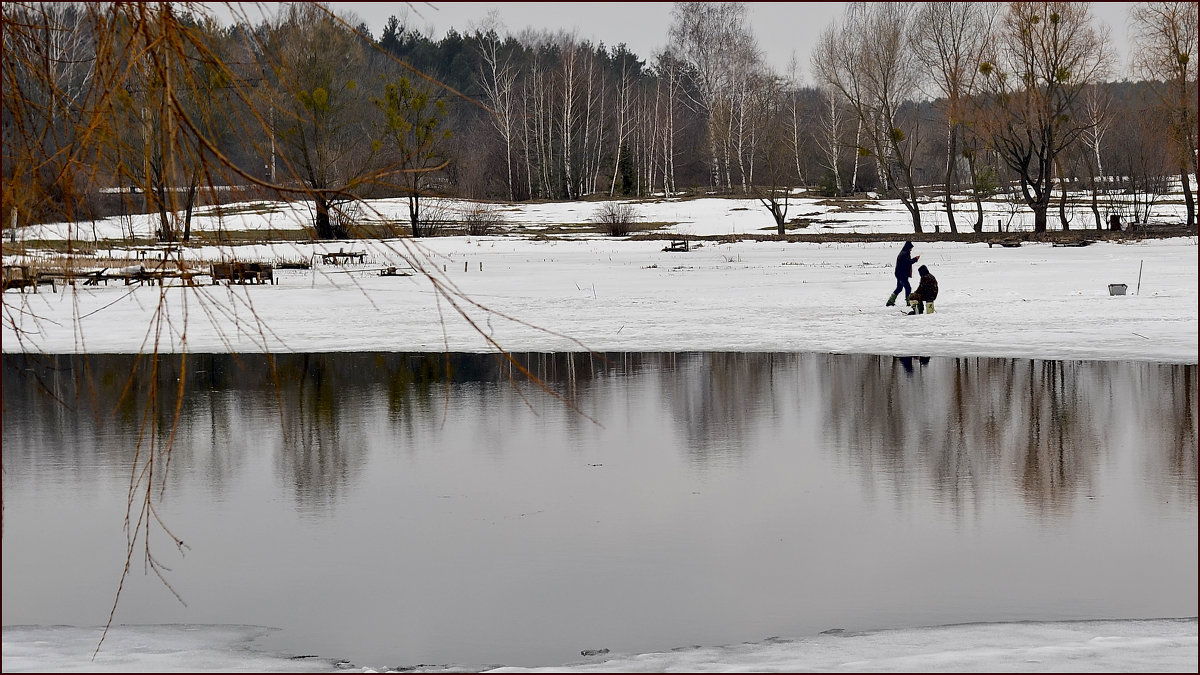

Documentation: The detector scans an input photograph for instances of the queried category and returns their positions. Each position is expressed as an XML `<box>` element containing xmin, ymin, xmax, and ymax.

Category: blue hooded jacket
<box><xmin>894</xmin><ymin>241</ymin><xmax>917</xmax><ymax>279</ymax></box>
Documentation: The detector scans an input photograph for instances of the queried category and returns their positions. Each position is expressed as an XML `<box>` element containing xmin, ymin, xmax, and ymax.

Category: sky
<box><xmin>222</xmin><ymin>2</ymin><xmax>1140</xmax><ymax>81</ymax></box>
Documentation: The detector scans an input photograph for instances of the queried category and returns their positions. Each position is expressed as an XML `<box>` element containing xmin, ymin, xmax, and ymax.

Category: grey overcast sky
<box><xmin>229</xmin><ymin>2</ymin><xmax>1140</xmax><ymax>80</ymax></box>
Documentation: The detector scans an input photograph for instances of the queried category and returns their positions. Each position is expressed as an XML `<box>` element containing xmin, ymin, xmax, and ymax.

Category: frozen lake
<box><xmin>2</xmin><ymin>351</ymin><xmax>1196</xmax><ymax>671</ymax></box>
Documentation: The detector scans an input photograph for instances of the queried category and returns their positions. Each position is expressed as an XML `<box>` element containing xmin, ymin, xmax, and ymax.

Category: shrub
<box><xmin>973</xmin><ymin>166</ymin><xmax>1001</xmax><ymax>199</ymax></box>
<box><xmin>816</xmin><ymin>173</ymin><xmax>840</xmax><ymax>198</ymax></box>
<box><xmin>330</xmin><ymin>200</ymin><xmax>364</xmax><ymax>236</ymax></box>
<box><xmin>461</xmin><ymin>202</ymin><xmax>506</xmax><ymax>236</ymax></box>
<box><xmin>593</xmin><ymin>202</ymin><xmax>640</xmax><ymax>237</ymax></box>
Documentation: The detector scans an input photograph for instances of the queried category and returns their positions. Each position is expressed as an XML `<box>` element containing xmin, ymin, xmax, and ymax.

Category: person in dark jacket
<box><xmin>907</xmin><ymin>264</ymin><xmax>938</xmax><ymax>314</ymax></box>
<box><xmin>886</xmin><ymin>241</ymin><xmax>920</xmax><ymax>306</ymax></box>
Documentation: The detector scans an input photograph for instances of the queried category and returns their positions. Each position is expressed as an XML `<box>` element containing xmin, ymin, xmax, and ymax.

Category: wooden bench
<box><xmin>320</xmin><ymin>250</ymin><xmax>367</xmax><ymax>265</ymax></box>
<box><xmin>211</xmin><ymin>262</ymin><xmax>275</xmax><ymax>285</ymax></box>
<box><xmin>3</xmin><ymin>265</ymin><xmax>33</xmax><ymax>292</ymax></box>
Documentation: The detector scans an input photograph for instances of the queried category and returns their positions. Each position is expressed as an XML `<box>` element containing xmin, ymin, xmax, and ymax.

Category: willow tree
<box><xmin>268</xmin><ymin>3</ymin><xmax>373</xmax><ymax>239</ymax></box>
<box><xmin>373</xmin><ymin>76</ymin><xmax>451</xmax><ymax>237</ymax></box>
<box><xmin>977</xmin><ymin>2</ymin><xmax>1110</xmax><ymax>232</ymax></box>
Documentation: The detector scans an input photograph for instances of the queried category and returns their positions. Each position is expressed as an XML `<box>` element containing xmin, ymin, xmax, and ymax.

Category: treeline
<box><xmin>2</xmin><ymin>1</ymin><xmax>1196</xmax><ymax>239</ymax></box>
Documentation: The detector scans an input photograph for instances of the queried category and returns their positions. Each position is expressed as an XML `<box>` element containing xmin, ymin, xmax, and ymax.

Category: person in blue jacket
<box><xmin>886</xmin><ymin>241</ymin><xmax>920</xmax><ymax>306</ymax></box>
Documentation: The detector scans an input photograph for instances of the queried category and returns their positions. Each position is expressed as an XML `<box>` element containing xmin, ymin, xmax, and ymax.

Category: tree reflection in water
<box><xmin>3</xmin><ymin>352</ymin><xmax>1194</xmax><ymax>516</ymax></box>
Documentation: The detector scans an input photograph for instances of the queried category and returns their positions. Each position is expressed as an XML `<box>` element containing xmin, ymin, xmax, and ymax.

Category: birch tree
<box><xmin>651</xmin><ymin>49</ymin><xmax>684</xmax><ymax>196</ymax></box>
<box><xmin>815</xmin><ymin>86</ymin><xmax>846</xmax><ymax>195</ymax></box>
<box><xmin>1078</xmin><ymin>83</ymin><xmax>1113</xmax><ymax>228</ymax></box>
<box><xmin>785</xmin><ymin>53</ymin><xmax>809</xmax><ymax>188</ymax></box>
<box><xmin>609</xmin><ymin>47</ymin><xmax>637</xmax><ymax>196</ymax></box>
<box><xmin>668</xmin><ymin>1</ymin><xmax>752</xmax><ymax>191</ymax></box>
<box><xmin>811</xmin><ymin>7</ymin><xmax>872</xmax><ymax>195</ymax></box>
<box><xmin>476</xmin><ymin>16</ymin><xmax>518</xmax><ymax>200</ymax></box>
<box><xmin>1</xmin><ymin>2</ymin><xmax>97</xmax><ymax>225</ymax></box>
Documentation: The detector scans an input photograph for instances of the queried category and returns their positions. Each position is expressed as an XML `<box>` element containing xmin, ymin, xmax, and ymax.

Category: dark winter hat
<box><xmin>918</xmin><ymin>264</ymin><xmax>929</xmax><ymax>275</ymax></box>
<box><xmin>903</xmin><ymin>240</ymin><xmax>914</xmax><ymax>249</ymax></box>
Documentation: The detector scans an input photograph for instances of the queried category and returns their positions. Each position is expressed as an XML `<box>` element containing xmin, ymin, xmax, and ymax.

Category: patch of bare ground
<box><xmin>627</xmin><ymin>223</ymin><xmax>1197</xmax><ymax>245</ymax></box>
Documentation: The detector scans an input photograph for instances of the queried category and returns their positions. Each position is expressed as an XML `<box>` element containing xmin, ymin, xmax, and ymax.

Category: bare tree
<box><xmin>727</xmin><ymin>46</ymin><xmax>768</xmax><ymax>193</ymax></box>
<box><xmin>1110</xmin><ymin>101</ymin><xmax>1173</xmax><ymax>224</ymax></box>
<box><xmin>751</xmin><ymin>79</ymin><xmax>796</xmax><ymax>235</ymax></box>
<box><xmin>1078</xmin><ymin>83</ymin><xmax>1114</xmax><ymax>229</ymax></box>
<box><xmin>1130</xmin><ymin>1</ymin><xmax>1198</xmax><ymax>228</ymax></box>
<box><xmin>668</xmin><ymin>1</ymin><xmax>752</xmax><ymax>191</ymax></box>
<box><xmin>1</xmin><ymin>2</ymin><xmax>97</xmax><ymax>226</ymax></box>
<box><xmin>856</xmin><ymin>2</ymin><xmax>925</xmax><ymax>231</ymax></box>
<box><xmin>977</xmin><ymin>2</ymin><xmax>1111</xmax><ymax>232</ymax></box>
<box><xmin>609</xmin><ymin>47</ymin><xmax>637</xmax><ymax>196</ymax></box>
<box><xmin>812</xmin><ymin>15</ymin><xmax>869</xmax><ymax>193</ymax></box>
<box><xmin>556</xmin><ymin>33</ymin><xmax>580</xmax><ymax>198</ymax></box>
<box><xmin>785</xmin><ymin>52</ymin><xmax>810</xmax><ymax>188</ymax></box>
<box><xmin>815</xmin><ymin>87</ymin><xmax>846</xmax><ymax>195</ymax></box>
<box><xmin>647</xmin><ymin>49</ymin><xmax>684</xmax><ymax>197</ymax></box>
<box><xmin>913</xmin><ymin>2</ymin><xmax>998</xmax><ymax>232</ymax></box>
<box><xmin>815</xmin><ymin>3</ymin><xmax>925</xmax><ymax>231</ymax></box>
<box><xmin>476</xmin><ymin>14</ymin><xmax>518</xmax><ymax>201</ymax></box>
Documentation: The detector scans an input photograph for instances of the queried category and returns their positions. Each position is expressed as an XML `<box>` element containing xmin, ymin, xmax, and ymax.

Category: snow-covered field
<box><xmin>2</xmin><ymin>194</ymin><xmax>1197</xmax><ymax>672</ymax></box>
<box><xmin>2</xmin><ymin>194</ymin><xmax>1197</xmax><ymax>362</ymax></box>
<box><xmin>3</xmin><ymin>194</ymin><xmax>1197</xmax><ymax>363</ymax></box>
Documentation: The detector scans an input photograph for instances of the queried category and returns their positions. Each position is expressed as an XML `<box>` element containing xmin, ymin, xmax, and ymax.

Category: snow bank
<box><xmin>3</xmin><ymin>619</ymin><xmax>1196</xmax><ymax>673</ymax></box>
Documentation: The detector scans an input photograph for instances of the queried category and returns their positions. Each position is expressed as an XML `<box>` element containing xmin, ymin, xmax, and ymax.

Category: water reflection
<box><xmin>4</xmin><ymin>351</ymin><xmax>1196</xmax><ymax>668</ymax></box>
<box><xmin>3</xmin><ymin>352</ymin><xmax>1195</xmax><ymax>514</ymax></box>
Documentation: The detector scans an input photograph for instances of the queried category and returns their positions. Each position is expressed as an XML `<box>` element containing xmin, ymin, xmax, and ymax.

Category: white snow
<box><xmin>3</xmin><ymin>195</ymin><xmax>1197</xmax><ymax>362</ymax></box>
<box><xmin>3</xmin><ymin>619</ymin><xmax>1196</xmax><ymax>672</ymax></box>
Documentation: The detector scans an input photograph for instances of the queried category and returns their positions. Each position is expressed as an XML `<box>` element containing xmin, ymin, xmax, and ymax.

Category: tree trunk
<box><xmin>182</xmin><ymin>179</ymin><xmax>198</xmax><ymax>242</ymax></box>
<box><xmin>965</xmin><ymin>151</ymin><xmax>983</xmax><ymax>232</ymax></box>
<box><xmin>314</xmin><ymin>195</ymin><xmax>334</xmax><ymax>239</ymax></box>
<box><xmin>850</xmin><ymin>117</ymin><xmax>862</xmax><ymax>193</ymax></box>
<box><xmin>1181</xmin><ymin>163</ymin><xmax>1195</xmax><ymax>228</ymax></box>
<box><xmin>1056</xmin><ymin>161</ymin><xmax>1070</xmax><ymax>231</ymax></box>
<box><xmin>1058</xmin><ymin>181</ymin><xmax>1070</xmax><ymax>231</ymax></box>
<box><xmin>1033</xmin><ymin>204</ymin><xmax>1048</xmax><ymax>233</ymax></box>
<box><xmin>408</xmin><ymin>193</ymin><xmax>420</xmax><ymax>237</ymax></box>
<box><xmin>905</xmin><ymin>190</ymin><xmax>923</xmax><ymax>234</ymax></box>
<box><xmin>943</xmin><ymin>121</ymin><xmax>958</xmax><ymax>233</ymax></box>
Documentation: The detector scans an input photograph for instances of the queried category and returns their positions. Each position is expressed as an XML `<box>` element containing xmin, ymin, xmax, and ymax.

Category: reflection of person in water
<box><xmin>898</xmin><ymin>356</ymin><xmax>931</xmax><ymax>374</ymax></box>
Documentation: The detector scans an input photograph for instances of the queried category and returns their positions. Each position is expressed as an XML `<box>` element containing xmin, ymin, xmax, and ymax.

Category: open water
<box><xmin>2</xmin><ymin>352</ymin><xmax>1196</xmax><ymax>669</ymax></box>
